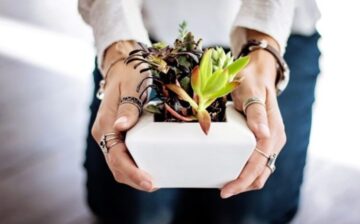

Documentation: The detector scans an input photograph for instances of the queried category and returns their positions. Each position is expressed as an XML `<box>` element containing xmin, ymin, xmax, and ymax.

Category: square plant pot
<box><xmin>125</xmin><ymin>102</ymin><xmax>256</xmax><ymax>188</ymax></box>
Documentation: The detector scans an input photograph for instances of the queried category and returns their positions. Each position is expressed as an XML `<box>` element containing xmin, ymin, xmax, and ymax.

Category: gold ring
<box><xmin>242</xmin><ymin>97</ymin><xmax>265</xmax><ymax>115</ymax></box>
<box><xmin>255</xmin><ymin>148</ymin><xmax>270</xmax><ymax>159</ymax></box>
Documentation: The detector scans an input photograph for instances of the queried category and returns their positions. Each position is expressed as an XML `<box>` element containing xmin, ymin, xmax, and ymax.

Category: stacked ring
<box><xmin>99</xmin><ymin>133</ymin><xmax>122</xmax><ymax>154</ymax></box>
<box><xmin>242</xmin><ymin>97</ymin><xmax>265</xmax><ymax>115</ymax></box>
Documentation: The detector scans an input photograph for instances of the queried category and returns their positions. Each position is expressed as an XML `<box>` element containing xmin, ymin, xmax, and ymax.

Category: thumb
<box><xmin>114</xmin><ymin>96</ymin><xmax>142</xmax><ymax>132</ymax></box>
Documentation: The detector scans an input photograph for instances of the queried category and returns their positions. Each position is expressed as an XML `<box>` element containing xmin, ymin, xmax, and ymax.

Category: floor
<box><xmin>0</xmin><ymin>0</ymin><xmax>360</xmax><ymax>224</ymax></box>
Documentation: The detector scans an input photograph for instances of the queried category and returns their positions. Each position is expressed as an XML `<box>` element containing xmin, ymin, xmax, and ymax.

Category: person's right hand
<box><xmin>91</xmin><ymin>41</ymin><xmax>157</xmax><ymax>192</ymax></box>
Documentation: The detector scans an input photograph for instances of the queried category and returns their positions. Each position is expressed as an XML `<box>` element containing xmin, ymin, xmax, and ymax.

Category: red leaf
<box><xmin>197</xmin><ymin>109</ymin><xmax>211</xmax><ymax>135</ymax></box>
<box><xmin>190</xmin><ymin>66</ymin><xmax>201</xmax><ymax>95</ymax></box>
<box><xmin>165</xmin><ymin>84</ymin><xmax>198</xmax><ymax>109</ymax></box>
<box><xmin>164</xmin><ymin>103</ymin><xmax>196</xmax><ymax>122</ymax></box>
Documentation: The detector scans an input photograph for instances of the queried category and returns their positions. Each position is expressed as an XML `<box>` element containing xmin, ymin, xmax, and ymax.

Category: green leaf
<box><xmin>144</xmin><ymin>104</ymin><xmax>162</xmax><ymax>114</ymax></box>
<box><xmin>203</xmin><ymin>97</ymin><xmax>218</xmax><ymax>109</ymax></box>
<box><xmin>166</xmin><ymin>84</ymin><xmax>199</xmax><ymax>109</ymax></box>
<box><xmin>178</xmin><ymin>21</ymin><xmax>188</xmax><ymax>39</ymax></box>
<box><xmin>226</xmin><ymin>56</ymin><xmax>250</xmax><ymax>78</ymax></box>
<box><xmin>152</xmin><ymin>42</ymin><xmax>167</xmax><ymax>49</ymax></box>
<box><xmin>207</xmin><ymin>81</ymin><xmax>240</xmax><ymax>99</ymax></box>
<box><xmin>203</xmin><ymin>69</ymin><xmax>228</xmax><ymax>95</ymax></box>
<box><xmin>224</xmin><ymin>52</ymin><xmax>234</xmax><ymax>67</ymax></box>
<box><xmin>199</xmin><ymin>49</ymin><xmax>213</xmax><ymax>91</ymax></box>
<box><xmin>180</xmin><ymin>76</ymin><xmax>191</xmax><ymax>92</ymax></box>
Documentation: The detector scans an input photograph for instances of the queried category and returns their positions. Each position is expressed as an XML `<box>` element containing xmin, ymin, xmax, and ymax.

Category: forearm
<box><xmin>232</xmin><ymin>29</ymin><xmax>279</xmax><ymax>88</ymax></box>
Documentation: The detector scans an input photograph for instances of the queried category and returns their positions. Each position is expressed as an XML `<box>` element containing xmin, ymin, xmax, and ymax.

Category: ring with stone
<box><xmin>255</xmin><ymin>148</ymin><xmax>277</xmax><ymax>174</ymax></box>
<box><xmin>99</xmin><ymin>132</ymin><xmax>121</xmax><ymax>154</ymax></box>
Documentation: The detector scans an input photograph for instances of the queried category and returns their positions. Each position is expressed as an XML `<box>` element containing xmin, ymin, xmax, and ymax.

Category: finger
<box><xmin>107</xmin><ymin>142</ymin><xmax>156</xmax><ymax>192</ymax></box>
<box><xmin>246</xmin><ymin>103</ymin><xmax>270</xmax><ymax>139</ymax></box>
<box><xmin>114</xmin><ymin>99</ymin><xmax>141</xmax><ymax>132</ymax></box>
<box><xmin>91</xmin><ymin>77</ymin><xmax>155</xmax><ymax>192</ymax></box>
<box><xmin>91</xmin><ymin>81</ymin><xmax>121</xmax><ymax>142</ymax></box>
<box><xmin>243</xmin><ymin>165</ymin><xmax>272</xmax><ymax>193</ymax></box>
<box><xmin>266</xmin><ymin>90</ymin><xmax>287</xmax><ymax>151</ymax></box>
<box><xmin>220</xmin><ymin>151</ymin><xmax>267</xmax><ymax>199</ymax></box>
<box><xmin>114</xmin><ymin>75</ymin><xmax>144</xmax><ymax>132</ymax></box>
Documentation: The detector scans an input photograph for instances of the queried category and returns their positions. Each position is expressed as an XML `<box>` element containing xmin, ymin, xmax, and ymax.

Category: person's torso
<box><xmin>143</xmin><ymin>0</ymin><xmax>320</xmax><ymax>46</ymax></box>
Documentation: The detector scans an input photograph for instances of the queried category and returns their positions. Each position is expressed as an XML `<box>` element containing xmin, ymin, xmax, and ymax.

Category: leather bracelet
<box><xmin>238</xmin><ymin>39</ymin><xmax>289</xmax><ymax>95</ymax></box>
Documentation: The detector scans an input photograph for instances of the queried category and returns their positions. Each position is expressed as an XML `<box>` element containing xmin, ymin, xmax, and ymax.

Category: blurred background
<box><xmin>0</xmin><ymin>0</ymin><xmax>359</xmax><ymax>223</ymax></box>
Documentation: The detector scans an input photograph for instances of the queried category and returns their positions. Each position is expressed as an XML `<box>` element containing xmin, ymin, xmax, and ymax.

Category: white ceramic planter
<box><xmin>125</xmin><ymin>103</ymin><xmax>256</xmax><ymax>188</ymax></box>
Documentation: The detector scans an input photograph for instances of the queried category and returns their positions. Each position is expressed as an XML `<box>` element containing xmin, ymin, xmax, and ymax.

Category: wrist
<box><xmin>102</xmin><ymin>40</ymin><xmax>138</xmax><ymax>75</ymax></box>
<box><xmin>96</xmin><ymin>40</ymin><xmax>139</xmax><ymax>100</ymax></box>
<box><xmin>245</xmin><ymin>29</ymin><xmax>280</xmax><ymax>52</ymax></box>
<box><xmin>238</xmin><ymin>30</ymin><xmax>289</xmax><ymax>95</ymax></box>
<box><xmin>248</xmin><ymin>50</ymin><xmax>278</xmax><ymax>84</ymax></box>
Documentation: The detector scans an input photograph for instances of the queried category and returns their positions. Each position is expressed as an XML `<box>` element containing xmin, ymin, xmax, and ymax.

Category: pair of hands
<box><xmin>91</xmin><ymin>36</ymin><xmax>286</xmax><ymax>198</ymax></box>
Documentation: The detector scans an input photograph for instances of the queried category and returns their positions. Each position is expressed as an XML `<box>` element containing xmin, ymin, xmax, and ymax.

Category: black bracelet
<box><xmin>238</xmin><ymin>39</ymin><xmax>289</xmax><ymax>95</ymax></box>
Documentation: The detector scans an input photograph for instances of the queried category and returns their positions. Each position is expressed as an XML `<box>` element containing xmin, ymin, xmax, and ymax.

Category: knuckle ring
<box><xmin>119</xmin><ymin>96</ymin><xmax>143</xmax><ymax>115</ymax></box>
<box><xmin>255</xmin><ymin>148</ymin><xmax>277</xmax><ymax>174</ymax></box>
<box><xmin>99</xmin><ymin>132</ymin><xmax>123</xmax><ymax>154</ymax></box>
<box><xmin>242</xmin><ymin>97</ymin><xmax>265</xmax><ymax>115</ymax></box>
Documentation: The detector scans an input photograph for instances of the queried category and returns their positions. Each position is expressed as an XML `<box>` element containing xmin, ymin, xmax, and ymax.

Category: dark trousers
<box><xmin>84</xmin><ymin>32</ymin><xmax>321</xmax><ymax>224</ymax></box>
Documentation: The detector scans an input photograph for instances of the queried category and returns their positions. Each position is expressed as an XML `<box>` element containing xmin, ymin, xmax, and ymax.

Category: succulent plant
<box><xmin>165</xmin><ymin>49</ymin><xmax>249</xmax><ymax>134</ymax></box>
<box><xmin>125</xmin><ymin>22</ymin><xmax>249</xmax><ymax>134</ymax></box>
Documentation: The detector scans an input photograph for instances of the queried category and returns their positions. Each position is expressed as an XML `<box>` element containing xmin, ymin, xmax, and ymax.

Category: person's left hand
<box><xmin>220</xmin><ymin>45</ymin><xmax>287</xmax><ymax>199</ymax></box>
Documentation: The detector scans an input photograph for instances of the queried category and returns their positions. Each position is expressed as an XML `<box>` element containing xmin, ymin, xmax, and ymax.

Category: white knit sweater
<box><xmin>78</xmin><ymin>0</ymin><xmax>320</xmax><ymax>68</ymax></box>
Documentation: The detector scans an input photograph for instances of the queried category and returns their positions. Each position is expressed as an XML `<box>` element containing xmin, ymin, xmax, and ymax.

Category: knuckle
<box><xmin>91</xmin><ymin>124</ymin><xmax>100</xmax><ymax>141</ymax></box>
<box><xmin>235</xmin><ymin>176</ymin><xmax>246</xmax><ymax>186</ymax></box>
<box><xmin>248</xmin><ymin>160</ymin><xmax>265</xmax><ymax>176</ymax></box>
<box><xmin>113</xmin><ymin>172</ymin><xmax>125</xmax><ymax>184</ymax></box>
<box><xmin>280</xmin><ymin>132</ymin><xmax>287</xmax><ymax>146</ymax></box>
<box><xmin>97</xmin><ymin>113</ymin><xmax>111</xmax><ymax>128</ymax></box>
<box><xmin>255</xmin><ymin>164</ymin><xmax>264</xmax><ymax>176</ymax></box>
<box><xmin>107</xmin><ymin>155</ymin><xmax>116</xmax><ymax>166</ymax></box>
<box><xmin>251</xmin><ymin>107</ymin><xmax>264</xmax><ymax>118</ymax></box>
<box><xmin>253</xmin><ymin>180</ymin><xmax>265</xmax><ymax>190</ymax></box>
<box><xmin>128</xmin><ymin>171</ymin><xmax>141</xmax><ymax>185</ymax></box>
<box><xmin>118</xmin><ymin>105</ymin><xmax>138</xmax><ymax>118</ymax></box>
<box><xmin>275</xmin><ymin>125</ymin><xmax>287</xmax><ymax>148</ymax></box>
<box><xmin>234</xmin><ymin>102</ymin><xmax>242</xmax><ymax>112</ymax></box>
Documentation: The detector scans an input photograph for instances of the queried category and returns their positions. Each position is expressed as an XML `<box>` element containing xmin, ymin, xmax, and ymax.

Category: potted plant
<box><xmin>125</xmin><ymin>23</ymin><xmax>256</xmax><ymax>188</ymax></box>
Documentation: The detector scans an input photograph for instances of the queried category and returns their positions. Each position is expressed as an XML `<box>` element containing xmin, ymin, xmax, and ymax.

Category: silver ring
<box><xmin>255</xmin><ymin>148</ymin><xmax>277</xmax><ymax>174</ymax></box>
<box><xmin>99</xmin><ymin>133</ymin><xmax>122</xmax><ymax>154</ymax></box>
<box><xmin>267</xmin><ymin>153</ymin><xmax>277</xmax><ymax>173</ymax></box>
<box><xmin>242</xmin><ymin>97</ymin><xmax>265</xmax><ymax>115</ymax></box>
<box><xmin>119</xmin><ymin>96</ymin><xmax>143</xmax><ymax>115</ymax></box>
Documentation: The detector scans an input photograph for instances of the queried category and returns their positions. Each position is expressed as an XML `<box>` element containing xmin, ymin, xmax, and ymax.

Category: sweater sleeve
<box><xmin>78</xmin><ymin>0</ymin><xmax>151</xmax><ymax>69</ymax></box>
<box><xmin>230</xmin><ymin>0</ymin><xmax>297</xmax><ymax>56</ymax></box>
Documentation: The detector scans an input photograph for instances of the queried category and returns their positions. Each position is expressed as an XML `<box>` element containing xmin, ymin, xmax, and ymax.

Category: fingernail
<box><xmin>140</xmin><ymin>181</ymin><xmax>152</xmax><ymax>190</ymax></box>
<box><xmin>221</xmin><ymin>191</ymin><xmax>234</xmax><ymax>199</ymax></box>
<box><xmin>258</xmin><ymin>124</ymin><xmax>270</xmax><ymax>137</ymax></box>
<box><xmin>116</xmin><ymin>116</ymin><xmax>128</xmax><ymax>124</ymax></box>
